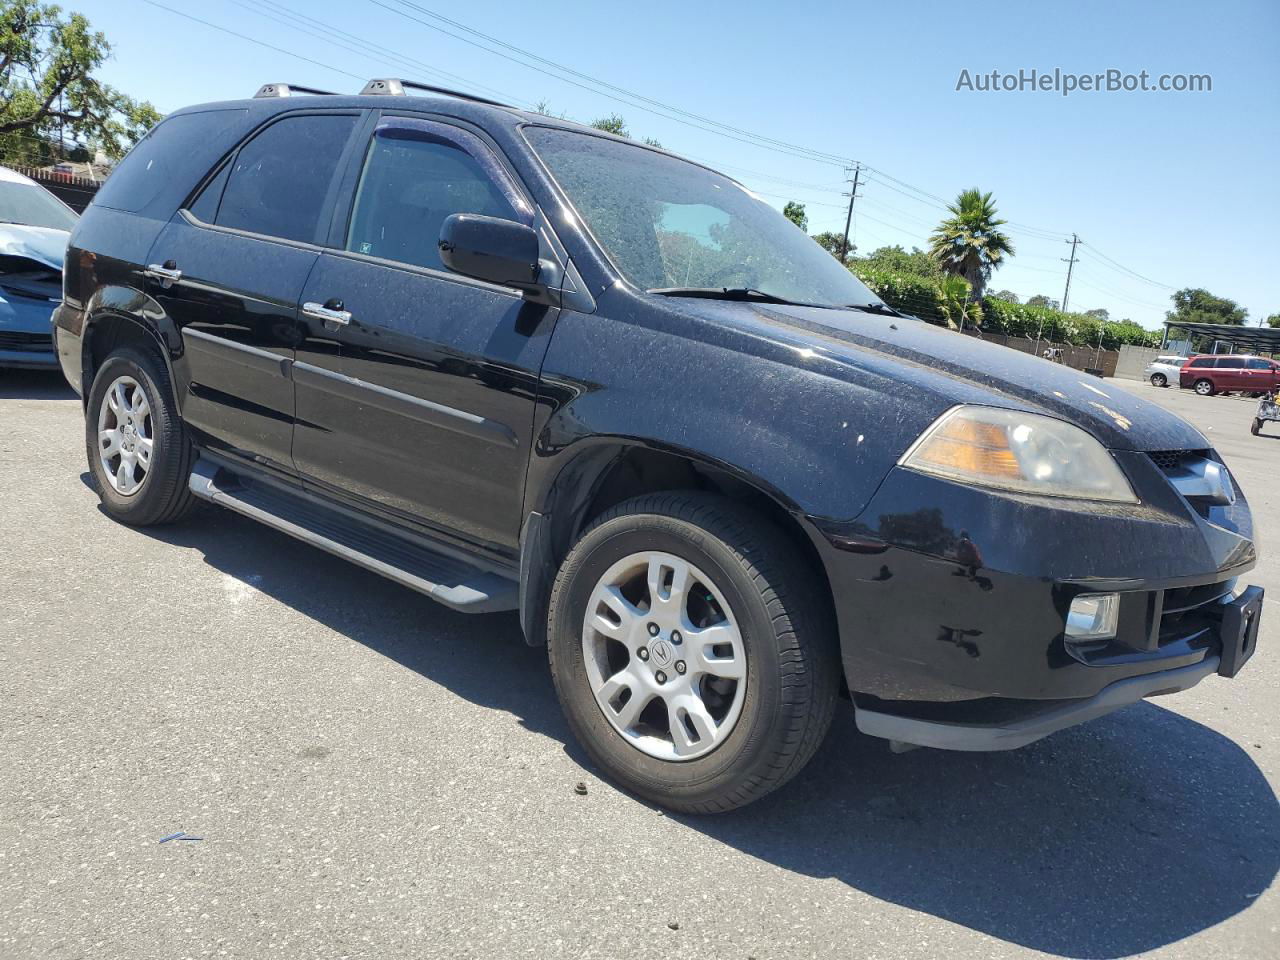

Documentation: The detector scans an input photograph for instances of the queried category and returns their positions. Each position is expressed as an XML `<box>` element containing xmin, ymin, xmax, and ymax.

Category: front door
<box><xmin>292</xmin><ymin>114</ymin><xmax>559</xmax><ymax>554</ymax></box>
<box><xmin>149</xmin><ymin>111</ymin><xmax>362</xmax><ymax>475</ymax></box>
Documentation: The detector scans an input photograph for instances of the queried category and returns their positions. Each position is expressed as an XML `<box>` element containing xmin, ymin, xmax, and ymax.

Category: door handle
<box><xmin>144</xmin><ymin>260</ymin><xmax>183</xmax><ymax>288</ymax></box>
<box><xmin>302</xmin><ymin>300</ymin><xmax>352</xmax><ymax>326</ymax></box>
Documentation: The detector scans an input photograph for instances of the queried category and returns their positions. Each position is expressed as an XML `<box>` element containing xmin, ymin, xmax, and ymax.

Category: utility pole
<box><xmin>839</xmin><ymin>163</ymin><xmax>861</xmax><ymax>263</ymax></box>
<box><xmin>1061</xmin><ymin>233</ymin><xmax>1080</xmax><ymax>312</ymax></box>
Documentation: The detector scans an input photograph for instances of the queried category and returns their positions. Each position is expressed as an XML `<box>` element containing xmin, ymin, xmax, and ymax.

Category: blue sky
<box><xmin>70</xmin><ymin>0</ymin><xmax>1279</xmax><ymax>329</ymax></box>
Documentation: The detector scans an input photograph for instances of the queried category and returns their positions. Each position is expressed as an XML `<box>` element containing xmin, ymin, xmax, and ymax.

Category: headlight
<box><xmin>900</xmin><ymin>405</ymin><xmax>1137</xmax><ymax>502</ymax></box>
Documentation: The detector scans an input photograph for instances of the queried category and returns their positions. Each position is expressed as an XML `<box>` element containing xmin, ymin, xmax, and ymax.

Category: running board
<box><xmin>188</xmin><ymin>458</ymin><xmax>518</xmax><ymax>613</ymax></box>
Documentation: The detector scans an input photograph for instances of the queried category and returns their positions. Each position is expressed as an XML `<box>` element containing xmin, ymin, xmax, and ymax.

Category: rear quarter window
<box><xmin>1188</xmin><ymin>357</ymin><xmax>1213</xmax><ymax>367</ymax></box>
<box><xmin>93</xmin><ymin>108</ymin><xmax>249</xmax><ymax>218</ymax></box>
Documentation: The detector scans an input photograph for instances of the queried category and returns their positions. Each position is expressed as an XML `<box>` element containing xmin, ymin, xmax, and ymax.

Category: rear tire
<box><xmin>547</xmin><ymin>493</ymin><xmax>838</xmax><ymax>813</ymax></box>
<box><xmin>1252</xmin><ymin>418</ymin><xmax>1263</xmax><ymax>436</ymax></box>
<box><xmin>85</xmin><ymin>346</ymin><xmax>196</xmax><ymax>526</ymax></box>
<box><xmin>1194</xmin><ymin>378</ymin><xmax>1215</xmax><ymax>396</ymax></box>
<box><xmin>1150</xmin><ymin>373</ymin><xmax>1167</xmax><ymax>387</ymax></box>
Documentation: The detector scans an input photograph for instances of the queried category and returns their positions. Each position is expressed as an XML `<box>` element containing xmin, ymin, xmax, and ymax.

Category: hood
<box><xmin>0</xmin><ymin>223</ymin><xmax>68</xmax><ymax>270</ymax></box>
<box><xmin>674</xmin><ymin>298</ymin><xmax>1207</xmax><ymax>452</ymax></box>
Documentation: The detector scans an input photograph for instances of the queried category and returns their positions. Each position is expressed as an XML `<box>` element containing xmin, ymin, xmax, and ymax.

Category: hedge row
<box><xmin>981</xmin><ymin>297</ymin><xmax>1161</xmax><ymax>349</ymax></box>
<box><xmin>852</xmin><ymin>266</ymin><xmax>949</xmax><ymax>326</ymax></box>
<box><xmin>851</xmin><ymin>264</ymin><xmax>1161</xmax><ymax>349</ymax></box>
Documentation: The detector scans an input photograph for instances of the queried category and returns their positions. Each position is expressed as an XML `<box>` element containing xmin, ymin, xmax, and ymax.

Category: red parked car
<box><xmin>1179</xmin><ymin>355</ymin><xmax>1280</xmax><ymax>396</ymax></box>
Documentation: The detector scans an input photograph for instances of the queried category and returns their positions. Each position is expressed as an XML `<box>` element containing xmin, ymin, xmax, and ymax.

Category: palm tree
<box><xmin>929</xmin><ymin>189</ymin><xmax>1015</xmax><ymax>300</ymax></box>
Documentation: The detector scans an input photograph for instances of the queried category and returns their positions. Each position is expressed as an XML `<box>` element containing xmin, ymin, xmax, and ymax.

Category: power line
<box><xmin>367</xmin><ymin>0</ymin><xmax>855</xmax><ymax>167</ymax></box>
<box><xmin>141</xmin><ymin>1</ymin><xmax>367</xmax><ymax>83</ymax></box>
<box><xmin>1080</xmin><ymin>241</ymin><xmax>1176</xmax><ymax>290</ymax></box>
<box><xmin>229</xmin><ymin>0</ymin><xmax>528</xmax><ymax>105</ymax></box>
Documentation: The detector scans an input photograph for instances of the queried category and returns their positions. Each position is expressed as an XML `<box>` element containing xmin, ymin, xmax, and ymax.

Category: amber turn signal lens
<box><xmin>910</xmin><ymin>416</ymin><xmax>1022</xmax><ymax>480</ymax></box>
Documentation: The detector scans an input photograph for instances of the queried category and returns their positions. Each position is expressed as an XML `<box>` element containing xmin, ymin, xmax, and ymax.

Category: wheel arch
<box><xmin>80</xmin><ymin>285</ymin><xmax>185</xmax><ymax>402</ymax></box>
<box><xmin>518</xmin><ymin>438</ymin><xmax>836</xmax><ymax>650</ymax></box>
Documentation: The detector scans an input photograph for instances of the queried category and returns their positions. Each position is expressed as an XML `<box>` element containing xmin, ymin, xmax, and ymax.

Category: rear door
<box><xmin>1214</xmin><ymin>357</ymin><xmax>1248</xmax><ymax>391</ymax></box>
<box><xmin>148</xmin><ymin>110</ymin><xmax>363</xmax><ymax>476</ymax></box>
<box><xmin>292</xmin><ymin>113</ymin><xmax>560</xmax><ymax>553</ymax></box>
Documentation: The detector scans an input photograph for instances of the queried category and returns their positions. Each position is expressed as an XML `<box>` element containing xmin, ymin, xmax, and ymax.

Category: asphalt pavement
<box><xmin>1</xmin><ymin>369</ymin><xmax>1277</xmax><ymax>960</ymax></box>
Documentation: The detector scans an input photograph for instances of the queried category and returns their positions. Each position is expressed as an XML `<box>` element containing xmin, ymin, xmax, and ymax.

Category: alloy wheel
<box><xmin>97</xmin><ymin>375</ymin><xmax>154</xmax><ymax>496</ymax></box>
<box><xmin>581</xmin><ymin>551</ymin><xmax>747</xmax><ymax>761</ymax></box>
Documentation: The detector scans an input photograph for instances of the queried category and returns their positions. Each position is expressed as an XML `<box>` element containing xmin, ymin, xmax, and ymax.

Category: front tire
<box><xmin>1252</xmin><ymin>418</ymin><xmax>1263</xmax><ymax>436</ymax></box>
<box><xmin>1194</xmin><ymin>378</ymin><xmax>1215</xmax><ymax>396</ymax></box>
<box><xmin>85</xmin><ymin>346</ymin><xmax>196</xmax><ymax>526</ymax></box>
<box><xmin>1150</xmin><ymin>373</ymin><xmax>1167</xmax><ymax>388</ymax></box>
<box><xmin>547</xmin><ymin>493</ymin><xmax>839</xmax><ymax>813</ymax></box>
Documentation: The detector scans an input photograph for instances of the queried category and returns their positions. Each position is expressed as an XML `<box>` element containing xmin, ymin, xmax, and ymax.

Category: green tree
<box><xmin>590</xmin><ymin>114</ymin><xmax>630</xmax><ymax>137</ymax></box>
<box><xmin>812</xmin><ymin>231</ymin><xmax>853</xmax><ymax>265</ymax></box>
<box><xmin>857</xmin><ymin>244</ymin><xmax>941</xmax><ymax>280</ymax></box>
<box><xmin>782</xmin><ymin>200</ymin><xmax>807</xmax><ymax>232</ymax></box>
<box><xmin>1165</xmin><ymin>288</ymin><xmax>1248</xmax><ymax>326</ymax></box>
<box><xmin>1027</xmin><ymin>294</ymin><xmax>1060</xmax><ymax>310</ymax></box>
<box><xmin>1083</xmin><ymin>307</ymin><xmax>1110</xmax><ymax>322</ymax></box>
<box><xmin>991</xmin><ymin>289</ymin><xmax>1020</xmax><ymax>303</ymax></box>
<box><xmin>642</xmin><ymin>136</ymin><xmax>663</xmax><ymax>148</ymax></box>
<box><xmin>0</xmin><ymin>1</ymin><xmax>160</xmax><ymax>163</ymax></box>
<box><xmin>928</xmin><ymin>188</ymin><xmax>1015</xmax><ymax>300</ymax></box>
<box><xmin>1267</xmin><ymin>314</ymin><xmax>1280</xmax><ymax>329</ymax></box>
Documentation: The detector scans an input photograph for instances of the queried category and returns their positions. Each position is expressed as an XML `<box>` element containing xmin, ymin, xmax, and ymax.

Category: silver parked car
<box><xmin>1144</xmin><ymin>355</ymin><xmax>1188</xmax><ymax>388</ymax></box>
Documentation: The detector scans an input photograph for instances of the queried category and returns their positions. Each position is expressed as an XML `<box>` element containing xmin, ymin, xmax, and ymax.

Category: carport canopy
<box><xmin>1161</xmin><ymin>321</ymin><xmax>1280</xmax><ymax>355</ymax></box>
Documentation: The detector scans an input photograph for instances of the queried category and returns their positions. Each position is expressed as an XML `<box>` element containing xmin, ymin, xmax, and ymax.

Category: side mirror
<box><xmin>439</xmin><ymin>214</ymin><xmax>552</xmax><ymax>302</ymax></box>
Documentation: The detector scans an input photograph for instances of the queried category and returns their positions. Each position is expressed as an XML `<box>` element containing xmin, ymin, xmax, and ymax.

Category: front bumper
<box><xmin>0</xmin><ymin>293</ymin><xmax>58</xmax><ymax>368</ymax></box>
<box><xmin>856</xmin><ymin>654</ymin><xmax>1221</xmax><ymax>751</ymax></box>
<box><xmin>810</xmin><ymin>451</ymin><xmax>1259</xmax><ymax>748</ymax></box>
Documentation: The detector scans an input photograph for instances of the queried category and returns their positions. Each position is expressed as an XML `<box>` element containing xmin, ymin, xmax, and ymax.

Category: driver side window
<box><xmin>345</xmin><ymin>120</ymin><xmax>522</xmax><ymax>272</ymax></box>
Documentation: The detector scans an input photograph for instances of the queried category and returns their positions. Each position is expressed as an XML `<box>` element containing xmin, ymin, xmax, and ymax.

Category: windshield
<box><xmin>0</xmin><ymin>179</ymin><xmax>79</xmax><ymax>231</ymax></box>
<box><xmin>524</xmin><ymin>126</ymin><xmax>880</xmax><ymax>308</ymax></box>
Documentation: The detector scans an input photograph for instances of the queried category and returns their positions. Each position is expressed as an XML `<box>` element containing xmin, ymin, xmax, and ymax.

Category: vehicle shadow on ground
<box><xmin>114</xmin><ymin>499</ymin><xmax>1279</xmax><ymax>960</ymax></box>
<box><xmin>0</xmin><ymin>368</ymin><xmax>75</xmax><ymax>399</ymax></box>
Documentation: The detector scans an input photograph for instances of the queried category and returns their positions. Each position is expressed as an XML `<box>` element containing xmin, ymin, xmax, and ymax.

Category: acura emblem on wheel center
<box><xmin>648</xmin><ymin>638</ymin><xmax>674</xmax><ymax>668</ymax></box>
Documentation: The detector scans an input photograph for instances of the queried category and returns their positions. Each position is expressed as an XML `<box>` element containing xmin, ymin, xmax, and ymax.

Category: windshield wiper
<box><xmin>648</xmin><ymin>286</ymin><xmax>832</xmax><ymax>309</ymax></box>
<box><xmin>844</xmin><ymin>301</ymin><xmax>902</xmax><ymax>317</ymax></box>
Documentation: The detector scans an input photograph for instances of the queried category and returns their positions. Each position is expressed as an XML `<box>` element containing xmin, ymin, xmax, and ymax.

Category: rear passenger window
<box><xmin>345</xmin><ymin>119</ymin><xmax>523</xmax><ymax>271</ymax></box>
<box><xmin>1214</xmin><ymin>358</ymin><xmax>1243</xmax><ymax>368</ymax></box>
<box><xmin>94</xmin><ymin>108</ymin><xmax>248</xmax><ymax>217</ymax></box>
<box><xmin>215</xmin><ymin>114</ymin><xmax>358</xmax><ymax>244</ymax></box>
<box><xmin>187</xmin><ymin>162</ymin><xmax>229</xmax><ymax>223</ymax></box>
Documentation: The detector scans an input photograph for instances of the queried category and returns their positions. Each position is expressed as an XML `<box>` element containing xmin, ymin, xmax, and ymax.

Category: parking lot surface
<box><xmin>2</xmin><ymin>370</ymin><xmax>1278</xmax><ymax>960</ymax></box>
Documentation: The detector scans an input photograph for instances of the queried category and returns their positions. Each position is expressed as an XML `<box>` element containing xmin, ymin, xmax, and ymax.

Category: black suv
<box><xmin>54</xmin><ymin>79</ymin><xmax>1263</xmax><ymax>812</ymax></box>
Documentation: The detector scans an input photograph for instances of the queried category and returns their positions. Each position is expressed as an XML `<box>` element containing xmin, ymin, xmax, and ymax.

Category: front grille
<box><xmin>1148</xmin><ymin>449</ymin><xmax>1209</xmax><ymax>472</ymax></box>
<box><xmin>0</xmin><ymin>330</ymin><xmax>51</xmax><ymax>351</ymax></box>
<box><xmin>1157</xmin><ymin>579</ymin><xmax>1232</xmax><ymax>647</ymax></box>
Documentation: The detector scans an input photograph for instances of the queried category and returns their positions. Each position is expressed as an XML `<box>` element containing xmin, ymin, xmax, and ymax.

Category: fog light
<box><xmin>1066</xmin><ymin>593</ymin><xmax>1119</xmax><ymax>642</ymax></box>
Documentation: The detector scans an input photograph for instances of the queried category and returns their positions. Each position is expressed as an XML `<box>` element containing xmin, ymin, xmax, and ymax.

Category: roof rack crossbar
<box><xmin>254</xmin><ymin>83</ymin><xmax>339</xmax><ymax>99</ymax></box>
<box><xmin>359</xmin><ymin>77</ymin><xmax>512</xmax><ymax>108</ymax></box>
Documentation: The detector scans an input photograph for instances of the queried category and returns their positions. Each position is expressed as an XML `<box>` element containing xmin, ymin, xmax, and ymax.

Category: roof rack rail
<box><xmin>253</xmin><ymin>83</ymin><xmax>338</xmax><ymax>99</ymax></box>
<box><xmin>359</xmin><ymin>77</ymin><xmax>512</xmax><ymax>109</ymax></box>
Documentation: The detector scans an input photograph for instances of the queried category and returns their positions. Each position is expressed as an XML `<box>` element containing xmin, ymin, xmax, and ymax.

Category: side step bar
<box><xmin>189</xmin><ymin>458</ymin><xmax>519</xmax><ymax>613</ymax></box>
